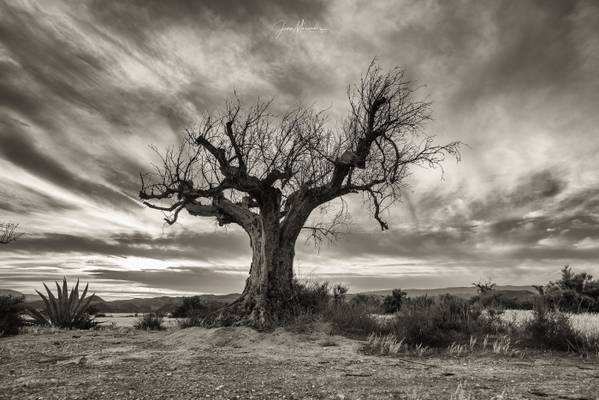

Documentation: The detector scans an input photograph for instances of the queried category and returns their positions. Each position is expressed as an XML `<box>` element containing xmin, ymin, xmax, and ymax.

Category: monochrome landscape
<box><xmin>1</xmin><ymin>1</ymin><xmax>599</xmax><ymax>399</ymax></box>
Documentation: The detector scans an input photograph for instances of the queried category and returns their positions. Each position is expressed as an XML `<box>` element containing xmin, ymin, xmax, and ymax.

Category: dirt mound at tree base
<box><xmin>162</xmin><ymin>323</ymin><xmax>360</xmax><ymax>359</ymax></box>
<box><xmin>163</xmin><ymin>326</ymin><xmax>265</xmax><ymax>348</ymax></box>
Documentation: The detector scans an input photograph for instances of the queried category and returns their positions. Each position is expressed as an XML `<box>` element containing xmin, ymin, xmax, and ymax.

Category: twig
<box><xmin>344</xmin><ymin>372</ymin><xmax>373</xmax><ymax>377</ymax></box>
<box><xmin>393</xmin><ymin>357</ymin><xmax>438</xmax><ymax>368</ymax></box>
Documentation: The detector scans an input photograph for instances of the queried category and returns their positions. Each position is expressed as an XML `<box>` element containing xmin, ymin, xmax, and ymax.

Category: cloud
<box><xmin>89</xmin><ymin>266</ymin><xmax>247</xmax><ymax>294</ymax></box>
<box><xmin>5</xmin><ymin>230</ymin><xmax>250</xmax><ymax>261</ymax></box>
<box><xmin>1</xmin><ymin>0</ymin><xmax>598</xmax><ymax>297</ymax></box>
<box><xmin>0</xmin><ymin>120</ymin><xmax>138</xmax><ymax>209</ymax></box>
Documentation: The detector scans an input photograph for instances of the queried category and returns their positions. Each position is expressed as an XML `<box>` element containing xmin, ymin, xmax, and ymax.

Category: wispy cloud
<box><xmin>1</xmin><ymin>0</ymin><xmax>598</xmax><ymax>298</ymax></box>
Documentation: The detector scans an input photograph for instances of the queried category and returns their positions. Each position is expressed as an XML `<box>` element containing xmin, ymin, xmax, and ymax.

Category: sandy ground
<box><xmin>95</xmin><ymin>314</ymin><xmax>179</xmax><ymax>328</ymax></box>
<box><xmin>1</xmin><ymin>326</ymin><xmax>598</xmax><ymax>400</ymax></box>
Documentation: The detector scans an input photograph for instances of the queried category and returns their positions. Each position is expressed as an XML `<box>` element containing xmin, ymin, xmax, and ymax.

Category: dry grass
<box><xmin>407</xmin><ymin>382</ymin><xmax>508</xmax><ymax>400</ymax></box>
<box><xmin>365</xmin><ymin>333</ymin><xmax>524</xmax><ymax>358</ymax></box>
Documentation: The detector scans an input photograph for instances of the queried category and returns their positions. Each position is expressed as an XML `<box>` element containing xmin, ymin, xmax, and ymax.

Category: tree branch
<box><xmin>0</xmin><ymin>223</ymin><xmax>24</xmax><ymax>245</ymax></box>
<box><xmin>140</xmin><ymin>59</ymin><xmax>462</xmax><ymax>240</ymax></box>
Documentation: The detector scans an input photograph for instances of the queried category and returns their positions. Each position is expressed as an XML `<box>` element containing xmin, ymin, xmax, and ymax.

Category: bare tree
<box><xmin>140</xmin><ymin>61</ymin><xmax>461</xmax><ymax>328</ymax></box>
<box><xmin>0</xmin><ymin>223</ymin><xmax>23</xmax><ymax>245</ymax></box>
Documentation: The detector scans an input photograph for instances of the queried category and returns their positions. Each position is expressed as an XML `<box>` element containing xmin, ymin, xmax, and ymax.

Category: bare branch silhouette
<box><xmin>140</xmin><ymin>60</ymin><xmax>462</xmax><ymax>327</ymax></box>
<box><xmin>0</xmin><ymin>223</ymin><xmax>24</xmax><ymax>245</ymax></box>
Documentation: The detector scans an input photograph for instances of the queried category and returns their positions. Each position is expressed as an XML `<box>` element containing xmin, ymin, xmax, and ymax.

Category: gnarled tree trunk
<box><xmin>210</xmin><ymin>208</ymin><xmax>300</xmax><ymax>329</ymax></box>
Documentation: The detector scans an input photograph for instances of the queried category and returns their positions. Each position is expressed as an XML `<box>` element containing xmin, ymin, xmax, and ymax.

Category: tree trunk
<box><xmin>209</xmin><ymin>214</ymin><xmax>297</xmax><ymax>329</ymax></box>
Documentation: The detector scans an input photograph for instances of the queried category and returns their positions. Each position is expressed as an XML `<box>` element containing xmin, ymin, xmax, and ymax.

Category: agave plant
<box><xmin>28</xmin><ymin>278</ymin><xmax>96</xmax><ymax>329</ymax></box>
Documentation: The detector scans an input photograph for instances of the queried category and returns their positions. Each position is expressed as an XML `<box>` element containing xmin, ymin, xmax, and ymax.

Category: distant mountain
<box><xmin>7</xmin><ymin>284</ymin><xmax>538</xmax><ymax>314</ymax></box>
<box><xmin>88</xmin><ymin>293</ymin><xmax>240</xmax><ymax>314</ymax></box>
<box><xmin>357</xmin><ymin>285</ymin><xmax>537</xmax><ymax>299</ymax></box>
<box><xmin>24</xmin><ymin>292</ymin><xmax>240</xmax><ymax>314</ymax></box>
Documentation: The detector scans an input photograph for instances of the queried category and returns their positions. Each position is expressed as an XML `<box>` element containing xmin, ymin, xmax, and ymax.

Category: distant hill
<box><xmin>6</xmin><ymin>284</ymin><xmax>538</xmax><ymax>314</ymax></box>
<box><xmin>357</xmin><ymin>285</ymin><xmax>537</xmax><ymax>299</ymax></box>
<box><xmin>24</xmin><ymin>292</ymin><xmax>240</xmax><ymax>314</ymax></box>
<box><xmin>95</xmin><ymin>293</ymin><xmax>240</xmax><ymax>314</ymax></box>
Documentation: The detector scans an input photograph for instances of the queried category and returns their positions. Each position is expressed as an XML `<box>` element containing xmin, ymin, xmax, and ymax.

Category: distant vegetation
<box><xmin>2</xmin><ymin>266</ymin><xmax>599</xmax><ymax>357</ymax></box>
<box><xmin>172</xmin><ymin>295</ymin><xmax>223</xmax><ymax>328</ymax></box>
<box><xmin>0</xmin><ymin>295</ymin><xmax>27</xmax><ymax>336</ymax></box>
<box><xmin>134</xmin><ymin>313</ymin><xmax>164</xmax><ymax>331</ymax></box>
<box><xmin>286</xmin><ymin>266</ymin><xmax>599</xmax><ymax>356</ymax></box>
<box><xmin>536</xmin><ymin>265</ymin><xmax>599</xmax><ymax>313</ymax></box>
<box><xmin>382</xmin><ymin>289</ymin><xmax>407</xmax><ymax>314</ymax></box>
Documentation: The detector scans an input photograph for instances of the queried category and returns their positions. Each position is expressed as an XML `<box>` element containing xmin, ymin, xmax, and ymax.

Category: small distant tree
<box><xmin>473</xmin><ymin>280</ymin><xmax>496</xmax><ymax>295</ymax></box>
<box><xmin>0</xmin><ymin>223</ymin><xmax>23</xmax><ymax>245</ymax></box>
<box><xmin>382</xmin><ymin>288</ymin><xmax>407</xmax><ymax>313</ymax></box>
<box><xmin>332</xmin><ymin>284</ymin><xmax>348</xmax><ymax>305</ymax></box>
<box><xmin>140</xmin><ymin>61</ymin><xmax>461</xmax><ymax>328</ymax></box>
<box><xmin>542</xmin><ymin>265</ymin><xmax>599</xmax><ymax>313</ymax></box>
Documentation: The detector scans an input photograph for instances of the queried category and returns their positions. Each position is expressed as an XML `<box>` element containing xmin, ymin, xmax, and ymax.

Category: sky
<box><xmin>1</xmin><ymin>0</ymin><xmax>599</xmax><ymax>299</ymax></box>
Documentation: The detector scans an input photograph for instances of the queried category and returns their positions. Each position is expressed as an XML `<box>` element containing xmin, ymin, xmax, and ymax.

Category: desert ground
<box><xmin>1</xmin><ymin>325</ymin><xmax>598</xmax><ymax>400</ymax></box>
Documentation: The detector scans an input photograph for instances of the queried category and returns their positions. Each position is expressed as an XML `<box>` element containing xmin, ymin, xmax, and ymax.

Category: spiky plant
<box><xmin>28</xmin><ymin>278</ymin><xmax>97</xmax><ymax>329</ymax></box>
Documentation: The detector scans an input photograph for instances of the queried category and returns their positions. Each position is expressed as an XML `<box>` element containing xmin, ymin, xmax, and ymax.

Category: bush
<box><xmin>521</xmin><ymin>301</ymin><xmax>599</xmax><ymax>355</ymax></box>
<box><xmin>349</xmin><ymin>293</ymin><xmax>382</xmax><ymax>312</ymax></box>
<box><xmin>290</xmin><ymin>279</ymin><xmax>331</xmax><ymax>316</ymax></box>
<box><xmin>475</xmin><ymin>291</ymin><xmax>534</xmax><ymax>310</ymax></box>
<box><xmin>389</xmin><ymin>294</ymin><xmax>484</xmax><ymax>347</ymax></box>
<box><xmin>539</xmin><ymin>266</ymin><xmax>599</xmax><ymax>313</ymax></box>
<box><xmin>28</xmin><ymin>278</ymin><xmax>97</xmax><ymax>329</ymax></box>
<box><xmin>172</xmin><ymin>296</ymin><xmax>217</xmax><ymax>319</ymax></box>
<box><xmin>382</xmin><ymin>289</ymin><xmax>407</xmax><ymax>314</ymax></box>
<box><xmin>525</xmin><ymin>305</ymin><xmax>575</xmax><ymax>351</ymax></box>
<box><xmin>0</xmin><ymin>295</ymin><xmax>26</xmax><ymax>336</ymax></box>
<box><xmin>86</xmin><ymin>304</ymin><xmax>100</xmax><ymax>316</ymax></box>
<box><xmin>325</xmin><ymin>302</ymin><xmax>380</xmax><ymax>338</ymax></box>
<box><xmin>134</xmin><ymin>313</ymin><xmax>164</xmax><ymax>330</ymax></box>
<box><xmin>177</xmin><ymin>298</ymin><xmax>222</xmax><ymax>328</ymax></box>
<box><xmin>332</xmin><ymin>284</ymin><xmax>348</xmax><ymax>305</ymax></box>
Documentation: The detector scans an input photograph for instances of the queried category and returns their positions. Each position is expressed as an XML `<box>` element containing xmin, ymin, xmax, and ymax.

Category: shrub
<box><xmin>522</xmin><ymin>301</ymin><xmax>599</xmax><ymax>355</ymax></box>
<box><xmin>539</xmin><ymin>266</ymin><xmax>599</xmax><ymax>313</ymax></box>
<box><xmin>86</xmin><ymin>304</ymin><xmax>100</xmax><ymax>316</ymax></box>
<box><xmin>479</xmin><ymin>308</ymin><xmax>507</xmax><ymax>334</ymax></box>
<box><xmin>382</xmin><ymin>289</ymin><xmax>407</xmax><ymax>314</ymax></box>
<box><xmin>283</xmin><ymin>310</ymin><xmax>320</xmax><ymax>334</ymax></box>
<box><xmin>28</xmin><ymin>278</ymin><xmax>97</xmax><ymax>329</ymax></box>
<box><xmin>332</xmin><ymin>284</ymin><xmax>348</xmax><ymax>305</ymax></box>
<box><xmin>0</xmin><ymin>295</ymin><xmax>27</xmax><ymax>336</ymax></box>
<box><xmin>173</xmin><ymin>296</ymin><xmax>209</xmax><ymax>318</ymax></box>
<box><xmin>475</xmin><ymin>291</ymin><xmax>534</xmax><ymax>310</ymax></box>
<box><xmin>290</xmin><ymin>279</ymin><xmax>331</xmax><ymax>316</ymax></box>
<box><xmin>350</xmin><ymin>293</ymin><xmax>382</xmax><ymax>312</ymax></box>
<box><xmin>135</xmin><ymin>313</ymin><xmax>164</xmax><ymax>330</ymax></box>
<box><xmin>325</xmin><ymin>302</ymin><xmax>380</xmax><ymax>338</ymax></box>
<box><xmin>389</xmin><ymin>295</ymin><xmax>484</xmax><ymax>347</ymax></box>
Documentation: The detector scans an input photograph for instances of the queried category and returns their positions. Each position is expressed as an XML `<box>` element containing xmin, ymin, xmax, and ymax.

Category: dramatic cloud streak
<box><xmin>1</xmin><ymin>0</ymin><xmax>598</xmax><ymax>298</ymax></box>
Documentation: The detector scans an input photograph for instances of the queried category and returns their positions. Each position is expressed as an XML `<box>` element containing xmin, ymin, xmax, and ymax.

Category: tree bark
<box><xmin>208</xmin><ymin>209</ymin><xmax>298</xmax><ymax>329</ymax></box>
